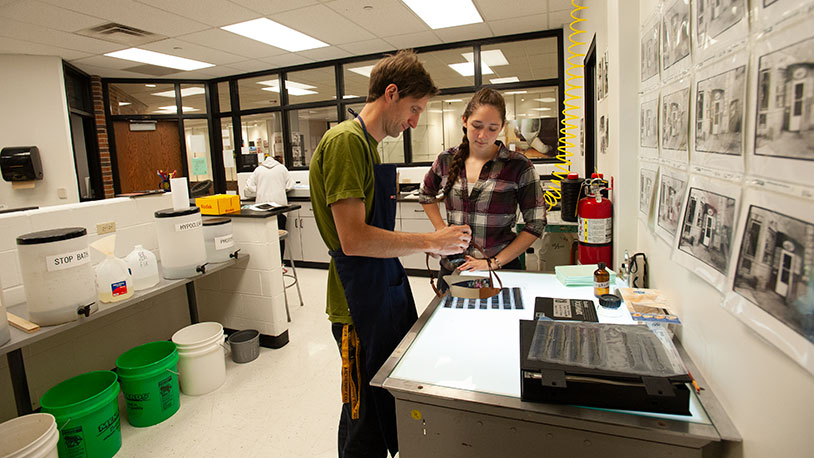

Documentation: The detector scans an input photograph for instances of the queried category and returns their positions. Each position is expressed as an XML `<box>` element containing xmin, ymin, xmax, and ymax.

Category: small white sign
<box><xmin>46</xmin><ymin>248</ymin><xmax>91</xmax><ymax>272</ymax></box>
<box><xmin>175</xmin><ymin>219</ymin><xmax>202</xmax><ymax>232</ymax></box>
<box><xmin>214</xmin><ymin>234</ymin><xmax>234</xmax><ymax>251</ymax></box>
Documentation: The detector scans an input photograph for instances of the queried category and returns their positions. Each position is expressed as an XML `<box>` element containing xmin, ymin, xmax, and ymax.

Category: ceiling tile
<box><xmin>0</xmin><ymin>17</ymin><xmax>123</xmax><ymax>54</ymax></box>
<box><xmin>67</xmin><ymin>62</ymin><xmax>154</xmax><ymax>78</ymax></box>
<box><xmin>228</xmin><ymin>0</ymin><xmax>320</xmax><ymax>15</ymax></box>
<box><xmin>134</xmin><ymin>0</ymin><xmax>259</xmax><ymax>27</ymax></box>
<box><xmin>0</xmin><ymin>36</ymin><xmax>92</xmax><ymax>60</ymax></box>
<box><xmin>178</xmin><ymin>29</ymin><xmax>288</xmax><ymax>59</ymax></box>
<box><xmin>474</xmin><ymin>0</ymin><xmax>550</xmax><ymax>21</ymax></box>
<box><xmin>338</xmin><ymin>39</ymin><xmax>394</xmax><ymax>56</ymax></box>
<box><xmin>433</xmin><ymin>22</ymin><xmax>493</xmax><ymax>44</ymax></box>
<box><xmin>141</xmin><ymin>38</ymin><xmax>246</xmax><ymax>66</ymax></box>
<box><xmin>324</xmin><ymin>0</ymin><xmax>429</xmax><ymax>37</ymax></box>
<box><xmin>227</xmin><ymin>59</ymin><xmax>278</xmax><ymax>73</ymax></box>
<box><xmin>260</xmin><ymin>53</ymin><xmax>316</xmax><ymax>68</ymax></box>
<box><xmin>0</xmin><ymin>0</ymin><xmax>102</xmax><ymax>32</ymax></box>
<box><xmin>181</xmin><ymin>65</ymin><xmax>241</xmax><ymax>78</ymax></box>
<box><xmin>548</xmin><ymin>9</ymin><xmax>573</xmax><ymax>29</ymax></box>
<box><xmin>298</xmin><ymin>46</ymin><xmax>352</xmax><ymax>62</ymax></box>
<box><xmin>37</xmin><ymin>0</ymin><xmax>210</xmax><ymax>37</ymax></box>
<box><xmin>383</xmin><ymin>31</ymin><xmax>442</xmax><ymax>50</ymax></box>
<box><xmin>270</xmin><ymin>4</ymin><xmax>374</xmax><ymax>45</ymax></box>
<box><xmin>486</xmin><ymin>13</ymin><xmax>548</xmax><ymax>36</ymax></box>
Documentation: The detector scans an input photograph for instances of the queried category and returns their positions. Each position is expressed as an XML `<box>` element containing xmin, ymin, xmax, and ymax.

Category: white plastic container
<box><xmin>16</xmin><ymin>227</ymin><xmax>96</xmax><ymax>326</ymax></box>
<box><xmin>202</xmin><ymin>217</ymin><xmax>235</xmax><ymax>264</ymax></box>
<box><xmin>94</xmin><ymin>256</ymin><xmax>134</xmax><ymax>303</ymax></box>
<box><xmin>154</xmin><ymin>207</ymin><xmax>207</xmax><ymax>279</ymax></box>
<box><xmin>171</xmin><ymin>322</ymin><xmax>226</xmax><ymax>396</ymax></box>
<box><xmin>0</xmin><ymin>413</ymin><xmax>59</xmax><ymax>458</ymax></box>
<box><xmin>124</xmin><ymin>245</ymin><xmax>160</xmax><ymax>290</ymax></box>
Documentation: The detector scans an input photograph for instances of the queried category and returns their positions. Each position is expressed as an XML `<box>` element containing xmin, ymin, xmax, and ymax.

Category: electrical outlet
<box><xmin>97</xmin><ymin>221</ymin><xmax>116</xmax><ymax>235</ymax></box>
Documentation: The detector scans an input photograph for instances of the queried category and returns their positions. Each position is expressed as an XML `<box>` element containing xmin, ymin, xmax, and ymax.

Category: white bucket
<box><xmin>0</xmin><ymin>413</ymin><xmax>59</xmax><ymax>458</ymax></box>
<box><xmin>172</xmin><ymin>322</ymin><xmax>226</xmax><ymax>396</ymax></box>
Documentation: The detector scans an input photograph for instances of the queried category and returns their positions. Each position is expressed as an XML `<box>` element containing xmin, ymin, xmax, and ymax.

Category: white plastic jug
<box><xmin>124</xmin><ymin>245</ymin><xmax>160</xmax><ymax>291</ymax></box>
<box><xmin>91</xmin><ymin>235</ymin><xmax>134</xmax><ymax>303</ymax></box>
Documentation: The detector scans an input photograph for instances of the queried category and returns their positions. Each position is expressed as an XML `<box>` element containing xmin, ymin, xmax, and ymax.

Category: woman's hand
<box><xmin>456</xmin><ymin>255</ymin><xmax>493</xmax><ymax>272</ymax></box>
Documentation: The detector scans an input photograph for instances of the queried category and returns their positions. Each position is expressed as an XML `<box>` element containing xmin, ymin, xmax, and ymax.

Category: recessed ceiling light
<box><xmin>503</xmin><ymin>90</ymin><xmax>527</xmax><ymax>95</ymax></box>
<box><xmin>152</xmin><ymin>87</ymin><xmax>206</xmax><ymax>98</ymax></box>
<box><xmin>348</xmin><ymin>65</ymin><xmax>375</xmax><ymax>77</ymax></box>
<box><xmin>221</xmin><ymin>18</ymin><xmax>328</xmax><ymax>52</ymax></box>
<box><xmin>531</xmin><ymin>107</ymin><xmax>551</xmax><ymax>111</ymax></box>
<box><xmin>104</xmin><ymin>48</ymin><xmax>214</xmax><ymax>71</ymax></box>
<box><xmin>402</xmin><ymin>0</ymin><xmax>483</xmax><ymax>29</ymax></box>
<box><xmin>145</xmin><ymin>84</ymin><xmax>157</xmax><ymax>88</ymax></box>
<box><xmin>462</xmin><ymin>50</ymin><xmax>509</xmax><ymax>67</ymax></box>
<box><xmin>534</xmin><ymin>97</ymin><xmax>556</xmax><ymax>103</ymax></box>
<box><xmin>448</xmin><ymin>62</ymin><xmax>493</xmax><ymax>76</ymax></box>
<box><xmin>491</xmin><ymin>77</ymin><xmax>520</xmax><ymax>84</ymax></box>
<box><xmin>118</xmin><ymin>102</ymin><xmax>131</xmax><ymax>106</ymax></box>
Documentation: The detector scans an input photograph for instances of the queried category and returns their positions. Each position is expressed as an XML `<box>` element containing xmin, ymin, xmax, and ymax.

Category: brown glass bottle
<box><xmin>594</xmin><ymin>262</ymin><xmax>610</xmax><ymax>297</ymax></box>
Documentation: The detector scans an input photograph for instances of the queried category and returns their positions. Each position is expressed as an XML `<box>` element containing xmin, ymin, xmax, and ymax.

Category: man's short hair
<box><xmin>367</xmin><ymin>50</ymin><xmax>439</xmax><ymax>102</ymax></box>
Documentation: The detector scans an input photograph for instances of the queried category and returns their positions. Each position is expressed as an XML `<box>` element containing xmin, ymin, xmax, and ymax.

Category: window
<box><xmin>502</xmin><ymin>87</ymin><xmax>559</xmax><ymax>159</ymax></box>
<box><xmin>345</xmin><ymin>103</ymin><xmax>404</xmax><ymax>163</ymax></box>
<box><xmin>343</xmin><ymin>59</ymin><xmax>379</xmax><ymax>101</ymax></box>
<box><xmin>286</xmin><ymin>67</ymin><xmax>337</xmax><ymax>105</ymax></box>
<box><xmin>411</xmin><ymin>94</ymin><xmax>472</xmax><ymax>163</ymax></box>
<box><xmin>238</xmin><ymin>74</ymin><xmax>281</xmax><ymax>110</ymax></box>
<box><xmin>481</xmin><ymin>37</ymin><xmax>559</xmax><ymax>82</ymax></box>
<box><xmin>288</xmin><ymin>107</ymin><xmax>337</xmax><ymax>167</ymax></box>
<box><xmin>109</xmin><ymin>83</ymin><xmax>175</xmax><ymax>115</ymax></box>
<box><xmin>219</xmin><ymin>118</ymin><xmax>237</xmax><ymax>186</ymax></box>
<box><xmin>419</xmin><ymin>47</ymin><xmax>476</xmax><ymax>88</ymax></box>
<box><xmin>183</xmin><ymin>118</ymin><xmax>212</xmax><ymax>194</ymax></box>
<box><xmin>240</xmin><ymin>112</ymin><xmax>283</xmax><ymax>167</ymax></box>
<box><xmin>181</xmin><ymin>84</ymin><xmax>207</xmax><ymax>114</ymax></box>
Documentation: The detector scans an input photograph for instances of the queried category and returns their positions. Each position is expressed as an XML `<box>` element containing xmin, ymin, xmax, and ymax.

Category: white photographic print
<box><xmin>695</xmin><ymin>0</ymin><xmax>747</xmax><ymax>60</ymax></box>
<box><xmin>641</xmin><ymin>13</ymin><xmax>661</xmax><ymax>89</ymax></box>
<box><xmin>661</xmin><ymin>80</ymin><xmax>691</xmax><ymax>163</ymax></box>
<box><xmin>640</xmin><ymin>91</ymin><xmax>660</xmax><ymax>159</ymax></box>
<box><xmin>599</xmin><ymin>115</ymin><xmax>606</xmax><ymax>154</ymax></box>
<box><xmin>639</xmin><ymin>166</ymin><xmax>658</xmax><ymax>218</ymax></box>
<box><xmin>662</xmin><ymin>0</ymin><xmax>691</xmax><ymax>78</ymax></box>
<box><xmin>695</xmin><ymin>65</ymin><xmax>746</xmax><ymax>156</ymax></box>
<box><xmin>723</xmin><ymin>188</ymin><xmax>814</xmax><ymax>374</ymax></box>
<box><xmin>754</xmin><ymin>35</ymin><xmax>814</xmax><ymax>162</ymax></box>
<box><xmin>655</xmin><ymin>167</ymin><xmax>689</xmax><ymax>243</ymax></box>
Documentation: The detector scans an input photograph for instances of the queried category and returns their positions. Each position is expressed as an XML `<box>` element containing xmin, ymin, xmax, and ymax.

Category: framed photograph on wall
<box><xmin>639</xmin><ymin>161</ymin><xmax>659</xmax><ymax>224</ymax></box>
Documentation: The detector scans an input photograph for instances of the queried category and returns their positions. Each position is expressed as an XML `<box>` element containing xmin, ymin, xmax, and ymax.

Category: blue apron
<box><xmin>328</xmin><ymin>115</ymin><xmax>417</xmax><ymax>456</ymax></box>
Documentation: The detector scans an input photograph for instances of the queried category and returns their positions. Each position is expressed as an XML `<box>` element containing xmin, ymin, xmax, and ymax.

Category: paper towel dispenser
<box><xmin>1</xmin><ymin>146</ymin><xmax>43</xmax><ymax>182</ymax></box>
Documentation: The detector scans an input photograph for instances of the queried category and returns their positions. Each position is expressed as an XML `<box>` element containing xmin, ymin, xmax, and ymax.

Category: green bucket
<box><xmin>116</xmin><ymin>340</ymin><xmax>180</xmax><ymax>427</ymax></box>
<box><xmin>40</xmin><ymin>370</ymin><xmax>121</xmax><ymax>458</ymax></box>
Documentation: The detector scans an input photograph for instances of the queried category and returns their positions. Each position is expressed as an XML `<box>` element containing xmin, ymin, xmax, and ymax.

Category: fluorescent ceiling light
<box><xmin>444</xmin><ymin>99</ymin><xmax>463</xmax><ymax>103</ymax></box>
<box><xmin>118</xmin><ymin>102</ymin><xmax>131</xmax><ymax>106</ymax></box>
<box><xmin>343</xmin><ymin>95</ymin><xmax>359</xmax><ymax>99</ymax></box>
<box><xmin>258</xmin><ymin>79</ymin><xmax>318</xmax><ymax>96</ymax></box>
<box><xmin>152</xmin><ymin>87</ymin><xmax>206</xmax><ymax>98</ymax></box>
<box><xmin>155</xmin><ymin>106</ymin><xmax>199</xmax><ymax>113</ymax></box>
<box><xmin>348</xmin><ymin>65</ymin><xmax>375</xmax><ymax>77</ymax></box>
<box><xmin>448</xmin><ymin>62</ymin><xmax>493</xmax><ymax>76</ymax></box>
<box><xmin>535</xmin><ymin>97</ymin><xmax>556</xmax><ymax>103</ymax></box>
<box><xmin>531</xmin><ymin>107</ymin><xmax>551</xmax><ymax>111</ymax></box>
<box><xmin>402</xmin><ymin>0</ymin><xmax>483</xmax><ymax>29</ymax></box>
<box><xmin>221</xmin><ymin>18</ymin><xmax>328</xmax><ymax>52</ymax></box>
<box><xmin>491</xmin><ymin>77</ymin><xmax>519</xmax><ymax>84</ymax></box>
<box><xmin>503</xmin><ymin>90</ymin><xmax>527</xmax><ymax>95</ymax></box>
<box><xmin>262</xmin><ymin>86</ymin><xmax>317</xmax><ymax>96</ymax></box>
<box><xmin>462</xmin><ymin>50</ymin><xmax>509</xmax><ymax>67</ymax></box>
<box><xmin>145</xmin><ymin>84</ymin><xmax>156</xmax><ymax>87</ymax></box>
<box><xmin>104</xmin><ymin>48</ymin><xmax>214</xmax><ymax>71</ymax></box>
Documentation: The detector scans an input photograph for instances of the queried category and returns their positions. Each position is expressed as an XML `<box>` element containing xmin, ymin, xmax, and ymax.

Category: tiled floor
<box><xmin>117</xmin><ymin>267</ymin><xmax>437</xmax><ymax>458</ymax></box>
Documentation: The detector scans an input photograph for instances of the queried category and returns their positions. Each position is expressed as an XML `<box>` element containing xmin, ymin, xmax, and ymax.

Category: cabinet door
<box><xmin>299</xmin><ymin>216</ymin><xmax>331</xmax><ymax>263</ymax></box>
<box><xmin>400</xmin><ymin>218</ymin><xmax>441</xmax><ymax>270</ymax></box>
<box><xmin>285</xmin><ymin>210</ymin><xmax>303</xmax><ymax>261</ymax></box>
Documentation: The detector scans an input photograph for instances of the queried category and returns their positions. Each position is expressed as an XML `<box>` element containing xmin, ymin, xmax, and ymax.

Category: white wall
<box><xmin>577</xmin><ymin>1</ymin><xmax>814</xmax><ymax>457</ymax></box>
<box><xmin>0</xmin><ymin>55</ymin><xmax>79</xmax><ymax>209</ymax></box>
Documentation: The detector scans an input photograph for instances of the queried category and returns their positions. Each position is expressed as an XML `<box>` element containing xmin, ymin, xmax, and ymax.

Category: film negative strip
<box><xmin>441</xmin><ymin>287</ymin><xmax>524</xmax><ymax>310</ymax></box>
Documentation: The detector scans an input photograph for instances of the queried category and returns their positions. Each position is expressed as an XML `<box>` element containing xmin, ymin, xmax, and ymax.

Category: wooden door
<box><xmin>113</xmin><ymin>120</ymin><xmax>184</xmax><ymax>193</ymax></box>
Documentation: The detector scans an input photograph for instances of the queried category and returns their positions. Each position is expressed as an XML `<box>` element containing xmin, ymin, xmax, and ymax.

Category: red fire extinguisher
<box><xmin>577</xmin><ymin>176</ymin><xmax>612</xmax><ymax>267</ymax></box>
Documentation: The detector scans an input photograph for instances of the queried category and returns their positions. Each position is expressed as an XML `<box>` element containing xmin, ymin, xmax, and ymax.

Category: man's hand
<box><xmin>427</xmin><ymin>225</ymin><xmax>471</xmax><ymax>256</ymax></box>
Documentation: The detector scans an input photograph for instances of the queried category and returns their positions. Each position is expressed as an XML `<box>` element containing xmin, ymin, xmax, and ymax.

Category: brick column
<box><xmin>91</xmin><ymin>76</ymin><xmax>115</xmax><ymax>198</ymax></box>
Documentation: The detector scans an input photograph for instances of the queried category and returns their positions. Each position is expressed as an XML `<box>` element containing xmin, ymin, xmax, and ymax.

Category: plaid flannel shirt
<box><xmin>419</xmin><ymin>142</ymin><xmax>547</xmax><ymax>258</ymax></box>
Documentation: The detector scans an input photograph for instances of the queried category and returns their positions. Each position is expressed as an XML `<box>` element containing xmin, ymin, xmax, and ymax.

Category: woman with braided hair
<box><xmin>419</xmin><ymin>88</ymin><xmax>547</xmax><ymax>290</ymax></box>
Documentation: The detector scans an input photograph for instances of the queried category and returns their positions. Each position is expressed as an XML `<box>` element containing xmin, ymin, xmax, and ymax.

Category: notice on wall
<box><xmin>190</xmin><ymin>156</ymin><xmax>208</xmax><ymax>176</ymax></box>
<box><xmin>223</xmin><ymin>149</ymin><xmax>235</xmax><ymax>168</ymax></box>
<box><xmin>189</xmin><ymin>134</ymin><xmax>207</xmax><ymax>154</ymax></box>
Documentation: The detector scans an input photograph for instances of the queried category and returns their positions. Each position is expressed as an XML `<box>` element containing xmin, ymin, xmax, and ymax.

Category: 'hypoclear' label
<box><xmin>175</xmin><ymin>219</ymin><xmax>202</xmax><ymax>232</ymax></box>
<box><xmin>46</xmin><ymin>248</ymin><xmax>91</xmax><ymax>272</ymax></box>
<box><xmin>214</xmin><ymin>234</ymin><xmax>234</xmax><ymax>250</ymax></box>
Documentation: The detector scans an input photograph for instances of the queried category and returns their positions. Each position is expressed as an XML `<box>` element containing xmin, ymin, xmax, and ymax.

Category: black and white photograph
<box><xmin>662</xmin><ymin>0</ymin><xmax>691</xmax><ymax>71</ymax></box>
<box><xmin>662</xmin><ymin>86</ymin><xmax>690</xmax><ymax>157</ymax></box>
<box><xmin>641</xmin><ymin>98</ymin><xmax>659</xmax><ymax>148</ymax></box>
<box><xmin>639</xmin><ymin>167</ymin><xmax>657</xmax><ymax>216</ymax></box>
<box><xmin>733</xmin><ymin>205</ymin><xmax>814</xmax><ymax>344</ymax></box>
<box><xmin>695</xmin><ymin>0</ymin><xmax>747</xmax><ymax>49</ymax></box>
<box><xmin>597</xmin><ymin>56</ymin><xmax>604</xmax><ymax>101</ymax></box>
<box><xmin>754</xmin><ymin>35</ymin><xmax>814</xmax><ymax>162</ymax></box>
<box><xmin>695</xmin><ymin>65</ymin><xmax>746</xmax><ymax>155</ymax></box>
<box><xmin>599</xmin><ymin>115</ymin><xmax>606</xmax><ymax>154</ymax></box>
<box><xmin>679</xmin><ymin>187</ymin><xmax>737</xmax><ymax>274</ymax></box>
<box><xmin>657</xmin><ymin>171</ymin><xmax>688</xmax><ymax>238</ymax></box>
<box><xmin>641</xmin><ymin>19</ymin><xmax>660</xmax><ymax>84</ymax></box>
<box><xmin>603</xmin><ymin>49</ymin><xmax>609</xmax><ymax>97</ymax></box>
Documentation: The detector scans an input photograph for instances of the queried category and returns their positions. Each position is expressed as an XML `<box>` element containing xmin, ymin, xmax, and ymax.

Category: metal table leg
<box><xmin>186</xmin><ymin>282</ymin><xmax>200</xmax><ymax>324</ymax></box>
<box><xmin>7</xmin><ymin>349</ymin><xmax>32</xmax><ymax>415</ymax></box>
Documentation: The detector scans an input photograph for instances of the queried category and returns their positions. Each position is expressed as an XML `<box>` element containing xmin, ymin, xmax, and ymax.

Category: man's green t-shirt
<box><xmin>309</xmin><ymin>119</ymin><xmax>380</xmax><ymax>324</ymax></box>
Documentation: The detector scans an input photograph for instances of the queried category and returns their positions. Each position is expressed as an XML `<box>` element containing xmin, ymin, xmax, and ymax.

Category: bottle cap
<box><xmin>599</xmin><ymin>294</ymin><xmax>621</xmax><ymax>309</ymax></box>
<box><xmin>567</xmin><ymin>172</ymin><xmax>578</xmax><ymax>179</ymax></box>
<box><xmin>597</xmin><ymin>262</ymin><xmax>606</xmax><ymax>269</ymax></box>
